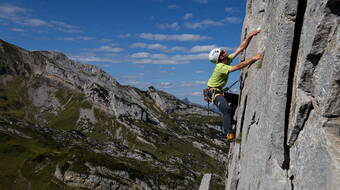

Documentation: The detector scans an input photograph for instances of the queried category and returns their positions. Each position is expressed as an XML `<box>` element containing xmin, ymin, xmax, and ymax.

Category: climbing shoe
<box><xmin>226</xmin><ymin>133</ymin><xmax>235</xmax><ymax>141</ymax></box>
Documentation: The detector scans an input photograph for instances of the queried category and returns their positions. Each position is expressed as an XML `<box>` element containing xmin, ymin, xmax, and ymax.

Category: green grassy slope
<box><xmin>0</xmin><ymin>75</ymin><xmax>226</xmax><ymax>189</ymax></box>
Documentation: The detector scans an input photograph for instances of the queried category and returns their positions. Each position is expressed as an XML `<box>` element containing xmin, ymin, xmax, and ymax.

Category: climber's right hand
<box><xmin>250</xmin><ymin>30</ymin><xmax>260</xmax><ymax>37</ymax></box>
<box><xmin>252</xmin><ymin>53</ymin><xmax>263</xmax><ymax>61</ymax></box>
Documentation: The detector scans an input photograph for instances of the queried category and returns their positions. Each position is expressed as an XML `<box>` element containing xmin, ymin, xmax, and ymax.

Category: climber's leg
<box><xmin>224</xmin><ymin>92</ymin><xmax>239</xmax><ymax>119</ymax></box>
<box><xmin>214</xmin><ymin>95</ymin><xmax>234</xmax><ymax>135</ymax></box>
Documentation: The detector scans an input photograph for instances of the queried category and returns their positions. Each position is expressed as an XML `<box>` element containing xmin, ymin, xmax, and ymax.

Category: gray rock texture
<box><xmin>199</xmin><ymin>173</ymin><xmax>212</xmax><ymax>190</ymax></box>
<box><xmin>54</xmin><ymin>162</ymin><xmax>151</xmax><ymax>190</ymax></box>
<box><xmin>225</xmin><ymin>0</ymin><xmax>339</xmax><ymax>190</ymax></box>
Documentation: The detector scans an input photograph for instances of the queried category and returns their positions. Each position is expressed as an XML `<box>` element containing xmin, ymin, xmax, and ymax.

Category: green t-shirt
<box><xmin>207</xmin><ymin>54</ymin><xmax>234</xmax><ymax>89</ymax></box>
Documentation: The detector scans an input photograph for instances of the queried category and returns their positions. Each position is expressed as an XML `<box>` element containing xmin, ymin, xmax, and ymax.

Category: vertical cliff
<box><xmin>226</xmin><ymin>0</ymin><xmax>339</xmax><ymax>190</ymax></box>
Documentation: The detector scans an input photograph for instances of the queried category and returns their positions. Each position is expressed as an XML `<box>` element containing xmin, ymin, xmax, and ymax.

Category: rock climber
<box><xmin>206</xmin><ymin>29</ymin><xmax>263</xmax><ymax>141</ymax></box>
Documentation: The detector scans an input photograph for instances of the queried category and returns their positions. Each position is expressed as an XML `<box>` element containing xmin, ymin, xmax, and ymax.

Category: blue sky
<box><xmin>0</xmin><ymin>0</ymin><xmax>246</xmax><ymax>104</ymax></box>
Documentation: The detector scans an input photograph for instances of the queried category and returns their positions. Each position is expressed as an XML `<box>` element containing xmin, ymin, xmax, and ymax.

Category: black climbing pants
<box><xmin>214</xmin><ymin>95</ymin><xmax>234</xmax><ymax>135</ymax></box>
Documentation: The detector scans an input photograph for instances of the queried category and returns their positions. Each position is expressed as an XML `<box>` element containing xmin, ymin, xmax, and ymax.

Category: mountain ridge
<box><xmin>0</xmin><ymin>39</ymin><xmax>228</xmax><ymax>190</ymax></box>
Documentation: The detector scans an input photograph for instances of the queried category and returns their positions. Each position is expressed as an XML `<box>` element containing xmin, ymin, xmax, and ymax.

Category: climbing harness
<box><xmin>203</xmin><ymin>87</ymin><xmax>222</xmax><ymax>111</ymax></box>
<box><xmin>203</xmin><ymin>80</ymin><xmax>240</xmax><ymax>110</ymax></box>
<box><xmin>203</xmin><ymin>87</ymin><xmax>223</xmax><ymax>103</ymax></box>
<box><xmin>203</xmin><ymin>80</ymin><xmax>239</xmax><ymax>102</ymax></box>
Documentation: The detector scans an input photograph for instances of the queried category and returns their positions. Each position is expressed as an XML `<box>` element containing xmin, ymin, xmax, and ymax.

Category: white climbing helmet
<box><xmin>208</xmin><ymin>48</ymin><xmax>221</xmax><ymax>64</ymax></box>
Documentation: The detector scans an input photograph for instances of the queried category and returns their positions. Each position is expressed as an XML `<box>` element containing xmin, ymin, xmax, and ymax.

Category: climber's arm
<box><xmin>229</xmin><ymin>30</ymin><xmax>260</xmax><ymax>58</ymax></box>
<box><xmin>229</xmin><ymin>53</ymin><xmax>263</xmax><ymax>72</ymax></box>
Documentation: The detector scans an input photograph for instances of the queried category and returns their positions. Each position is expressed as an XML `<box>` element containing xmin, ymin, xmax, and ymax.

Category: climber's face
<box><xmin>219</xmin><ymin>50</ymin><xmax>231</xmax><ymax>64</ymax></box>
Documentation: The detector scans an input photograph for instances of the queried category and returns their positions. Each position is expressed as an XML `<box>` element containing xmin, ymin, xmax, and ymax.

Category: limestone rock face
<box><xmin>225</xmin><ymin>0</ymin><xmax>339</xmax><ymax>190</ymax></box>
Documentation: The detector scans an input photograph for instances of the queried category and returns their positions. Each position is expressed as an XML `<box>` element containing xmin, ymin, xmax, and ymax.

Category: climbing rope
<box><xmin>223</xmin><ymin>80</ymin><xmax>240</xmax><ymax>93</ymax></box>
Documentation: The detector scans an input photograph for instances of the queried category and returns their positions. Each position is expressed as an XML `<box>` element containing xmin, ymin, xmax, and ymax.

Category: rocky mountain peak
<box><xmin>0</xmin><ymin>39</ymin><xmax>226</xmax><ymax>189</ymax></box>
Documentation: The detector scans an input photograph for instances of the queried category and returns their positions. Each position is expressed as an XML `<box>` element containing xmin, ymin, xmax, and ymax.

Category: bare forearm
<box><xmin>230</xmin><ymin>30</ymin><xmax>260</xmax><ymax>58</ymax></box>
<box><xmin>239</xmin><ymin>35</ymin><xmax>253</xmax><ymax>50</ymax></box>
<box><xmin>229</xmin><ymin>56</ymin><xmax>260</xmax><ymax>72</ymax></box>
<box><xmin>238</xmin><ymin>57</ymin><xmax>257</xmax><ymax>69</ymax></box>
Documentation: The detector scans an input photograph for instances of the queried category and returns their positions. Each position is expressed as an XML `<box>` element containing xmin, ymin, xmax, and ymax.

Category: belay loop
<box><xmin>203</xmin><ymin>88</ymin><xmax>222</xmax><ymax>103</ymax></box>
<box><xmin>203</xmin><ymin>80</ymin><xmax>240</xmax><ymax>112</ymax></box>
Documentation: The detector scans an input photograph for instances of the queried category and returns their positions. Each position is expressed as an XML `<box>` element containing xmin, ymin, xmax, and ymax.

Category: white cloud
<box><xmin>58</xmin><ymin>28</ymin><xmax>82</xmax><ymax>33</ymax></box>
<box><xmin>131</xmin><ymin>59</ymin><xmax>181</xmax><ymax>65</ymax></box>
<box><xmin>172</xmin><ymin>53</ymin><xmax>208</xmax><ymax>61</ymax></box>
<box><xmin>185</xmin><ymin>16</ymin><xmax>242</xmax><ymax>29</ymax></box>
<box><xmin>109</xmin><ymin>42</ymin><xmax>119</xmax><ymax>46</ymax></box>
<box><xmin>156</xmin><ymin>22</ymin><xmax>180</xmax><ymax>30</ymax></box>
<box><xmin>138</xmin><ymin>33</ymin><xmax>209</xmax><ymax>41</ymax></box>
<box><xmin>159</xmin><ymin>82</ymin><xmax>173</xmax><ymax>89</ymax></box>
<box><xmin>100</xmin><ymin>39</ymin><xmax>113</xmax><ymax>43</ymax></box>
<box><xmin>10</xmin><ymin>28</ymin><xmax>25</xmax><ymax>32</ymax></box>
<box><xmin>159</xmin><ymin>67</ymin><xmax>176</xmax><ymax>73</ymax></box>
<box><xmin>22</xmin><ymin>18</ymin><xmax>51</xmax><ymax>27</ymax></box>
<box><xmin>185</xmin><ymin>19</ymin><xmax>223</xmax><ymax>29</ymax></box>
<box><xmin>131</xmin><ymin>43</ymin><xmax>233</xmax><ymax>54</ymax></box>
<box><xmin>122</xmin><ymin>33</ymin><xmax>210</xmax><ymax>42</ymax></box>
<box><xmin>75</xmin><ymin>46</ymin><xmax>123</xmax><ymax>60</ymax></box>
<box><xmin>104</xmin><ymin>53</ymin><xmax>119</xmax><ymax>57</ymax></box>
<box><xmin>195</xmin><ymin>70</ymin><xmax>204</xmax><ymax>74</ymax></box>
<box><xmin>70</xmin><ymin>55</ymin><xmax>121</xmax><ymax>64</ymax></box>
<box><xmin>190</xmin><ymin>45</ymin><xmax>217</xmax><ymax>52</ymax></box>
<box><xmin>183</xmin><ymin>13</ymin><xmax>193</xmax><ymax>20</ymax></box>
<box><xmin>71</xmin><ymin>51</ymin><xmax>186</xmax><ymax>65</ymax></box>
<box><xmin>0</xmin><ymin>3</ymin><xmax>83</xmax><ymax>32</ymax></box>
<box><xmin>50</xmin><ymin>21</ymin><xmax>78</xmax><ymax>29</ymax></box>
<box><xmin>180</xmin><ymin>81</ymin><xmax>206</xmax><ymax>87</ymax></box>
<box><xmin>71</xmin><ymin>48</ymin><xmax>209</xmax><ymax>65</ymax></box>
<box><xmin>131</xmin><ymin>52</ymin><xmax>151</xmax><ymax>58</ymax></box>
<box><xmin>51</xmin><ymin>20</ymin><xmax>82</xmax><ymax>33</ymax></box>
<box><xmin>92</xmin><ymin>46</ymin><xmax>124</xmax><ymax>53</ymax></box>
<box><xmin>222</xmin><ymin>17</ymin><xmax>242</xmax><ymax>24</ymax></box>
<box><xmin>225</xmin><ymin>7</ymin><xmax>237</xmax><ymax>14</ymax></box>
<box><xmin>131</xmin><ymin>43</ymin><xmax>186</xmax><ymax>52</ymax></box>
<box><xmin>0</xmin><ymin>4</ymin><xmax>26</xmax><ymax>15</ymax></box>
<box><xmin>121</xmin><ymin>73</ymin><xmax>145</xmax><ymax>79</ymax></box>
<box><xmin>131</xmin><ymin>52</ymin><xmax>167</xmax><ymax>59</ymax></box>
<box><xmin>129</xmin><ymin>52</ymin><xmax>208</xmax><ymax>65</ymax></box>
<box><xmin>32</xmin><ymin>29</ymin><xmax>48</xmax><ymax>33</ymax></box>
<box><xmin>168</xmin><ymin>5</ymin><xmax>180</xmax><ymax>9</ymax></box>
<box><xmin>154</xmin><ymin>53</ymin><xmax>171</xmax><ymax>58</ymax></box>
<box><xmin>168</xmin><ymin>46</ymin><xmax>187</xmax><ymax>52</ymax></box>
<box><xmin>192</xmin><ymin>0</ymin><xmax>208</xmax><ymax>3</ymax></box>
<box><xmin>118</xmin><ymin>33</ymin><xmax>132</xmax><ymax>38</ymax></box>
<box><xmin>57</xmin><ymin>36</ymin><xmax>95</xmax><ymax>41</ymax></box>
<box><xmin>132</xmin><ymin>43</ymin><xmax>166</xmax><ymax>50</ymax></box>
